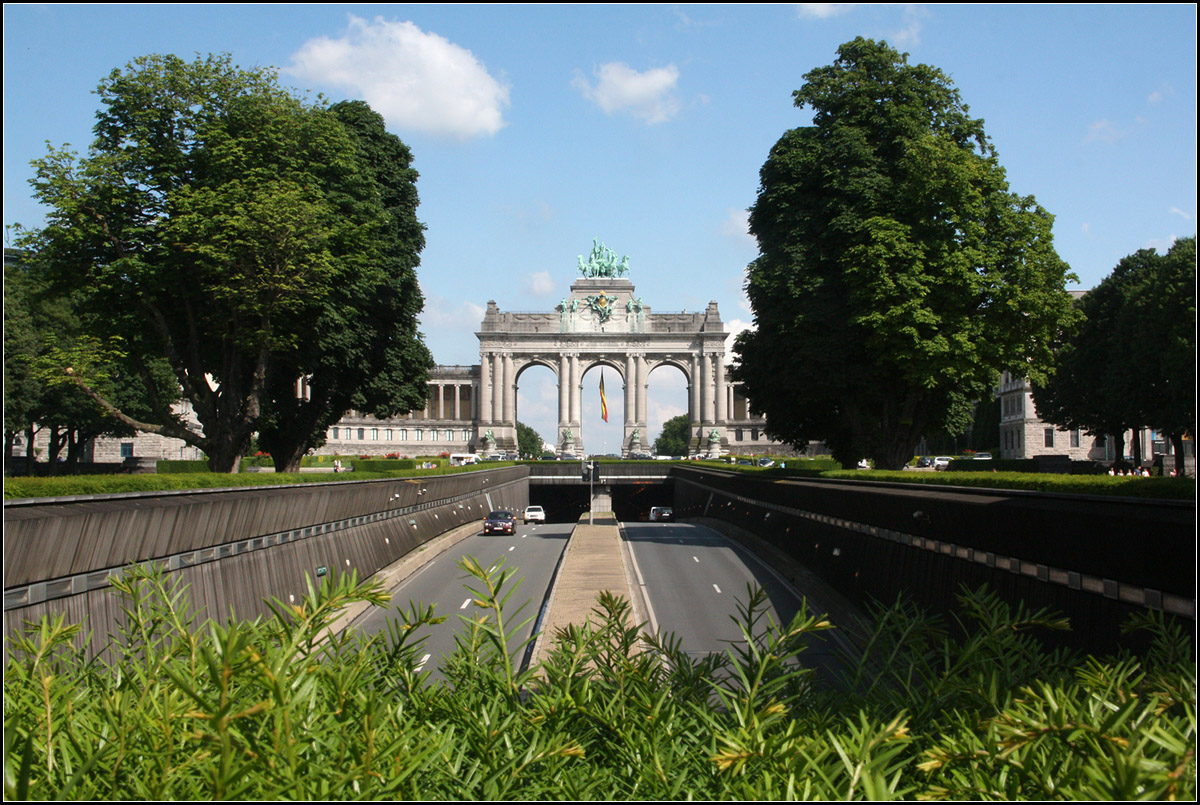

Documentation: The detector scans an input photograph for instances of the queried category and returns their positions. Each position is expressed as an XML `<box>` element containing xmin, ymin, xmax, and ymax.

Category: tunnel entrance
<box><xmin>528</xmin><ymin>479</ymin><xmax>675</xmax><ymax>524</ymax></box>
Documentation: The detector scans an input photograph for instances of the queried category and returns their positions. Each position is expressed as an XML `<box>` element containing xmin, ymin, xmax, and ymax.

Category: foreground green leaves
<box><xmin>4</xmin><ymin>564</ymin><xmax>1194</xmax><ymax>800</ymax></box>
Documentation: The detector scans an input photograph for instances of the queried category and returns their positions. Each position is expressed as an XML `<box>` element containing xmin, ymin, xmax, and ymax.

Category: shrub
<box><xmin>5</xmin><ymin>564</ymin><xmax>1193</xmax><ymax>800</ymax></box>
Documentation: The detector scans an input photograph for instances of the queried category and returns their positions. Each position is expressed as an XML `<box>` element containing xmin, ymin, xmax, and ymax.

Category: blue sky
<box><xmin>4</xmin><ymin>4</ymin><xmax>1196</xmax><ymax>453</ymax></box>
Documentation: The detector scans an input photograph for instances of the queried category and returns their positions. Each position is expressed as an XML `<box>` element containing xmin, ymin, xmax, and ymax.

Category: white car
<box><xmin>932</xmin><ymin>456</ymin><xmax>952</xmax><ymax>470</ymax></box>
<box><xmin>523</xmin><ymin>505</ymin><xmax>545</xmax><ymax>524</ymax></box>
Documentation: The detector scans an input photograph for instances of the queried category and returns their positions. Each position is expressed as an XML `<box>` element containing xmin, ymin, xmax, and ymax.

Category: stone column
<box><xmin>479</xmin><ymin>353</ymin><xmax>492</xmax><ymax>424</ymax></box>
<box><xmin>715</xmin><ymin>358</ymin><xmax>727</xmax><ymax>423</ymax></box>
<box><xmin>502</xmin><ymin>355</ymin><xmax>514</xmax><ymax>424</ymax></box>
<box><xmin>491</xmin><ymin>353</ymin><xmax>504</xmax><ymax>422</ymax></box>
<box><xmin>569</xmin><ymin>354</ymin><xmax>581</xmax><ymax>425</ymax></box>
<box><xmin>623</xmin><ymin>353</ymin><xmax>636</xmax><ymax>425</ymax></box>
<box><xmin>689</xmin><ymin>354</ymin><xmax>700</xmax><ymax>425</ymax></box>
<box><xmin>700</xmin><ymin>353</ymin><xmax>712</xmax><ymax>424</ymax></box>
<box><xmin>453</xmin><ymin>384</ymin><xmax>461</xmax><ymax>421</ymax></box>
<box><xmin>636</xmin><ymin>355</ymin><xmax>648</xmax><ymax>426</ymax></box>
<box><xmin>556</xmin><ymin>353</ymin><xmax>569</xmax><ymax>429</ymax></box>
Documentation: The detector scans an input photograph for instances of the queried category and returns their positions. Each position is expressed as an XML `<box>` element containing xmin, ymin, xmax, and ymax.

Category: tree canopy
<box><xmin>1034</xmin><ymin>236</ymin><xmax>1195</xmax><ymax>472</ymax></box>
<box><xmin>516</xmin><ymin>421</ymin><xmax>545</xmax><ymax>459</ymax></box>
<box><xmin>732</xmin><ymin>38</ymin><xmax>1077</xmax><ymax>469</ymax></box>
<box><xmin>654</xmin><ymin>414</ymin><xmax>691</xmax><ymax>457</ymax></box>
<box><xmin>20</xmin><ymin>54</ymin><xmax>430</xmax><ymax>472</ymax></box>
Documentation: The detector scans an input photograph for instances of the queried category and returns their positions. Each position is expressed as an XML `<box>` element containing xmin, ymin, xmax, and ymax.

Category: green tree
<box><xmin>1036</xmin><ymin>237</ymin><xmax>1195</xmax><ymax>473</ymax></box>
<box><xmin>21</xmin><ymin>54</ymin><xmax>426</xmax><ymax>473</ymax></box>
<box><xmin>732</xmin><ymin>38</ymin><xmax>1077</xmax><ymax>470</ymax></box>
<box><xmin>516</xmin><ymin>421</ymin><xmax>545</xmax><ymax>459</ymax></box>
<box><xmin>654</xmin><ymin>414</ymin><xmax>691</xmax><ymax>457</ymax></box>
<box><xmin>253</xmin><ymin>101</ymin><xmax>432</xmax><ymax>472</ymax></box>
<box><xmin>4</xmin><ymin>248</ymin><xmax>172</xmax><ymax>473</ymax></box>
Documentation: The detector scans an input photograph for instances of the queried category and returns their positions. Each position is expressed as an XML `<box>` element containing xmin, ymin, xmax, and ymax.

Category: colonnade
<box><xmin>477</xmin><ymin>349</ymin><xmax>731</xmax><ymax>455</ymax></box>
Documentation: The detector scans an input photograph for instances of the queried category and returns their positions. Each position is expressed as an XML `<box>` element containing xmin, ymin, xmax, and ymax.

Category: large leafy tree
<box><xmin>733</xmin><ymin>38</ymin><xmax>1077</xmax><ymax>469</ymax></box>
<box><xmin>515</xmin><ymin>421</ymin><xmax>544</xmax><ymax>459</ymax></box>
<box><xmin>21</xmin><ymin>54</ymin><xmax>428</xmax><ymax>472</ymax></box>
<box><xmin>253</xmin><ymin>101</ymin><xmax>432</xmax><ymax>472</ymax></box>
<box><xmin>654</xmin><ymin>414</ymin><xmax>691</xmax><ymax>457</ymax></box>
<box><xmin>4</xmin><ymin>248</ymin><xmax>173</xmax><ymax>473</ymax></box>
<box><xmin>1035</xmin><ymin>237</ymin><xmax>1195</xmax><ymax>473</ymax></box>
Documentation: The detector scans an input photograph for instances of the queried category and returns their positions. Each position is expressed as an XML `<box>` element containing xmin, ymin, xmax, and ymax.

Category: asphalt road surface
<box><xmin>348</xmin><ymin>521</ymin><xmax>572</xmax><ymax>681</ymax></box>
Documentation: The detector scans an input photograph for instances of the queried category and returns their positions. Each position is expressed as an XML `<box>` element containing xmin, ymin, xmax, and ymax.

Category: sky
<box><xmin>4</xmin><ymin>4</ymin><xmax>1196</xmax><ymax>454</ymax></box>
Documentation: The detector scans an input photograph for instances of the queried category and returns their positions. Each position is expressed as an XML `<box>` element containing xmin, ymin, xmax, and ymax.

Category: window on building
<box><xmin>751</xmin><ymin>428</ymin><xmax>759</xmax><ymax>441</ymax></box>
<box><xmin>461</xmin><ymin>430</ymin><xmax>470</xmax><ymax>441</ymax></box>
<box><xmin>331</xmin><ymin>427</ymin><xmax>339</xmax><ymax>440</ymax></box>
<box><xmin>386</xmin><ymin>429</ymin><xmax>393</xmax><ymax>441</ymax></box>
<box><xmin>1070</xmin><ymin>430</ymin><xmax>1080</xmax><ymax>448</ymax></box>
<box><xmin>371</xmin><ymin>428</ymin><xmax>378</xmax><ymax>440</ymax></box>
<box><xmin>735</xmin><ymin>428</ymin><xmax>744</xmax><ymax>441</ymax></box>
<box><xmin>400</xmin><ymin>429</ymin><xmax>408</xmax><ymax>441</ymax></box>
<box><xmin>357</xmin><ymin>428</ymin><xmax>365</xmax><ymax>440</ymax></box>
<box><xmin>120</xmin><ymin>443</ymin><xmax>134</xmax><ymax>458</ymax></box>
<box><xmin>416</xmin><ymin>430</ymin><xmax>423</xmax><ymax>441</ymax></box>
<box><xmin>1044</xmin><ymin>428</ymin><xmax>1055</xmax><ymax>448</ymax></box>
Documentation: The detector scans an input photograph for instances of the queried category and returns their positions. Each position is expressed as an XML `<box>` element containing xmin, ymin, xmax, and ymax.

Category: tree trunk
<box><xmin>1131</xmin><ymin>427</ymin><xmax>1143</xmax><ymax>468</ymax></box>
<box><xmin>205</xmin><ymin>437</ymin><xmax>246</xmax><ymax>473</ymax></box>
<box><xmin>1169</xmin><ymin>432</ymin><xmax>1186</xmax><ymax>476</ymax></box>
<box><xmin>1110</xmin><ymin>432</ymin><xmax>1126</xmax><ymax>468</ymax></box>
<box><xmin>271</xmin><ymin>443</ymin><xmax>306</xmax><ymax>474</ymax></box>
<box><xmin>25</xmin><ymin>425</ymin><xmax>37</xmax><ymax>475</ymax></box>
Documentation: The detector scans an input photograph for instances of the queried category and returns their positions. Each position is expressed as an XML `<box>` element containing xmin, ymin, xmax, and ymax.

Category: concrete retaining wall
<box><xmin>4</xmin><ymin>467</ymin><xmax>530</xmax><ymax>659</ymax></box>
<box><xmin>672</xmin><ymin>468</ymin><xmax>1194</xmax><ymax>653</ymax></box>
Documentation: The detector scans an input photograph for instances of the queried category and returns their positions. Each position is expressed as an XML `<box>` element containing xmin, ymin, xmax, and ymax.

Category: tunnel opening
<box><xmin>528</xmin><ymin>479</ymin><xmax>675</xmax><ymax>524</ymax></box>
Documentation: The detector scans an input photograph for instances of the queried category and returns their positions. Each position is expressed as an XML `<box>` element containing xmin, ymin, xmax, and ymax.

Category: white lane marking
<box><xmin>693</xmin><ymin>556</ymin><xmax>699</xmax><ymax>562</ymax></box>
<box><xmin>460</xmin><ymin>599</ymin><xmax>471</xmax><ymax>609</ymax></box>
<box><xmin>508</xmin><ymin>546</ymin><xmax>515</xmax><ymax>552</ymax></box>
<box><xmin>713</xmin><ymin>584</ymin><xmax>722</xmax><ymax>594</ymax></box>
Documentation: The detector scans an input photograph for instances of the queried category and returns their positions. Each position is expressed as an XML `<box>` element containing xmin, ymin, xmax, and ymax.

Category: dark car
<box><xmin>484</xmin><ymin>510</ymin><xmax>516</xmax><ymax>535</ymax></box>
<box><xmin>649</xmin><ymin>506</ymin><xmax>674</xmax><ymax>522</ymax></box>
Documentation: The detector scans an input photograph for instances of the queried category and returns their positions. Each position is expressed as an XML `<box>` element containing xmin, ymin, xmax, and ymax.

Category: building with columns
<box><xmin>321</xmin><ymin>242</ymin><xmax>789</xmax><ymax>459</ymax></box>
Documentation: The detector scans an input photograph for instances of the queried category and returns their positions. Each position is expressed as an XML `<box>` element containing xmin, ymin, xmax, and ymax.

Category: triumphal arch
<box><xmin>476</xmin><ymin>240</ymin><xmax>731</xmax><ymax>457</ymax></box>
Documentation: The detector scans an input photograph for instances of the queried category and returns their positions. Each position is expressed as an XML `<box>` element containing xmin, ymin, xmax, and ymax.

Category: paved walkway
<box><xmin>529</xmin><ymin>513</ymin><xmax>638</xmax><ymax>666</ymax></box>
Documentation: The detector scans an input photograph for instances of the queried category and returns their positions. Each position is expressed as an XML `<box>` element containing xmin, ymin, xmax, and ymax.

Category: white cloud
<box><xmin>523</xmin><ymin>270</ymin><xmax>556</xmax><ymax>297</ymax></box>
<box><xmin>1083</xmin><ymin>119</ymin><xmax>1127</xmax><ymax>145</ymax></box>
<box><xmin>892</xmin><ymin>5</ymin><xmax>928</xmax><ymax>49</ymax></box>
<box><xmin>797</xmin><ymin>4</ymin><xmax>856</xmax><ymax>19</ymax></box>
<box><xmin>1146</xmin><ymin>234</ymin><xmax>1180</xmax><ymax>253</ymax></box>
<box><xmin>720</xmin><ymin>207</ymin><xmax>755</xmax><ymax>248</ymax></box>
<box><xmin>572</xmin><ymin>62</ymin><xmax>681</xmax><ymax>124</ymax></box>
<box><xmin>419</xmin><ymin>295</ymin><xmax>485</xmax><ymax>331</ymax></box>
<box><xmin>725</xmin><ymin>317</ymin><xmax>755</xmax><ymax>356</ymax></box>
<box><xmin>1169</xmin><ymin>207</ymin><xmax>1193</xmax><ymax>221</ymax></box>
<box><xmin>287</xmin><ymin>16</ymin><xmax>510</xmax><ymax>140</ymax></box>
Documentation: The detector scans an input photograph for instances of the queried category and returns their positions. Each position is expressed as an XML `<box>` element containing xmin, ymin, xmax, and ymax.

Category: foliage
<box><xmin>654</xmin><ymin>413</ymin><xmax>692</xmax><ymax>456</ymax></box>
<box><xmin>19</xmin><ymin>54</ymin><xmax>428</xmax><ymax>474</ymax></box>
<box><xmin>516</xmin><ymin>421</ymin><xmax>546</xmax><ymax>459</ymax></box>
<box><xmin>733</xmin><ymin>38</ymin><xmax>1077</xmax><ymax>471</ymax></box>
<box><xmin>253</xmin><ymin>100</ymin><xmax>433</xmax><ymax>473</ymax></box>
<box><xmin>5</xmin><ymin>564</ymin><xmax>1194</xmax><ymax>800</ymax></box>
<box><xmin>1035</xmin><ymin>236</ymin><xmax>1196</xmax><ymax>473</ymax></box>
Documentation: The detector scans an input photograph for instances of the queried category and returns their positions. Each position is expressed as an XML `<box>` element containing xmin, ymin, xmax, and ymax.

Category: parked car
<box><xmin>932</xmin><ymin>456</ymin><xmax>952</xmax><ymax>470</ymax></box>
<box><xmin>649</xmin><ymin>506</ymin><xmax>674</xmax><ymax>522</ymax></box>
<box><xmin>484</xmin><ymin>510</ymin><xmax>516</xmax><ymax>535</ymax></box>
<box><xmin>915</xmin><ymin>456</ymin><xmax>933</xmax><ymax>468</ymax></box>
<box><xmin>757</xmin><ymin>458</ymin><xmax>775</xmax><ymax>468</ymax></box>
<box><xmin>523</xmin><ymin>505</ymin><xmax>545</xmax><ymax>524</ymax></box>
<box><xmin>973</xmin><ymin>452</ymin><xmax>993</xmax><ymax>460</ymax></box>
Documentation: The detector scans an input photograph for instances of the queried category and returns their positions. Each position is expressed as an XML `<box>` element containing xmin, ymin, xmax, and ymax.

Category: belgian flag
<box><xmin>600</xmin><ymin>370</ymin><xmax>608</xmax><ymax>422</ymax></box>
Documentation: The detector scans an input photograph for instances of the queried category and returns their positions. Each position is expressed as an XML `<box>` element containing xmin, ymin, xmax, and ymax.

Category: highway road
<box><xmin>622</xmin><ymin>520</ymin><xmax>848</xmax><ymax>681</ymax></box>
<box><xmin>349</xmin><ymin>520</ymin><xmax>572</xmax><ymax>682</ymax></box>
<box><xmin>347</xmin><ymin>517</ymin><xmax>849</xmax><ymax>684</ymax></box>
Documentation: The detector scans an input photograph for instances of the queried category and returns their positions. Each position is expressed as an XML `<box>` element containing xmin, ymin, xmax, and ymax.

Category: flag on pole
<box><xmin>600</xmin><ymin>370</ymin><xmax>608</xmax><ymax>422</ymax></box>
